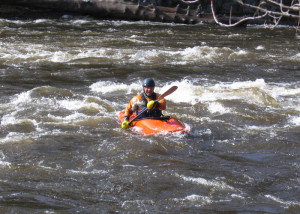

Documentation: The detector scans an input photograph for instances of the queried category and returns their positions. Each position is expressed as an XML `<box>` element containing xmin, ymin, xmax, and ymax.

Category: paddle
<box><xmin>128</xmin><ymin>86</ymin><xmax>178</xmax><ymax>125</ymax></box>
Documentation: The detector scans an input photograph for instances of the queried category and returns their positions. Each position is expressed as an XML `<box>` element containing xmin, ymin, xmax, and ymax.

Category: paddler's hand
<box><xmin>121</xmin><ymin>116</ymin><xmax>130</xmax><ymax>129</ymax></box>
<box><xmin>147</xmin><ymin>100</ymin><xmax>158</xmax><ymax>110</ymax></box>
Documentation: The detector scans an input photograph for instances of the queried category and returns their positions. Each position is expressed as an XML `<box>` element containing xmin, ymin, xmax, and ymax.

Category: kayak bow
<box><xmin>119</xmin><ymin>111</ymin><xmax>185</xmax><ymax>135</ymax></box>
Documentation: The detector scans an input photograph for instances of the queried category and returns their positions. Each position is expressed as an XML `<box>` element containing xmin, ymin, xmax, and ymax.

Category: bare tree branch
<box><xmin>180</xmin><ymin>0</ymin><xmax>201</xmax><ymax>4</ymax></box>
<box><xmin>241</xmin><ymin>1</ymin><xmax>300</xmax><ymax>19</ymax></box>
<box><xmin>265</xmin><ymin>0</ymin><xmax>300</xmax><ymax>12</ymax></box>
<box><xmin>211</xmin><ymin>0</ymin><xmax>268</xmax><ymax>27</ymax></box>
<box><xmin>211</xmin><ymin>0</ymin><xmax>300</xmax><ymax>27</ymax></box>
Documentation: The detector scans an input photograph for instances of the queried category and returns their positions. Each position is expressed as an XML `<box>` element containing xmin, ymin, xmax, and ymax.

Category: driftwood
<box><xmin>1</xmin><ymin>0</ymin><xmax>299</xmax><ymax>27</ymax></box>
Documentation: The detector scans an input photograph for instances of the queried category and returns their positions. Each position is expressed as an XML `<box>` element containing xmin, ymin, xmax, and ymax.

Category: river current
<box><xmin>0</xmin><ymin>17</ymin><xmax>299</xmax><ymax>213</ymax></box>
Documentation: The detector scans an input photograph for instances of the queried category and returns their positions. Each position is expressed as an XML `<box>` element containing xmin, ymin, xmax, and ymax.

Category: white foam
<box><xmin>207</xmin><ymin>102</ymin><xmax>231</xmax><ymax>114</ymax></box>
<box><xmin>126</xmin><ymin>37</ymin><xmax>150</xmax><ymax>44</ymax></box>
<box><xmin>65</xmin><ymin>112</ymin><xmax>87</xmax><ymax>121</ymax></box>
<box><xmin>67</xmin><ymin>169</ymin><xmax>109</xmax><ymax>175</ymax></box>
<box><xmin>255</xmin><ymin>45</ymin><xmax>265</xmax><ymax>50</ymax></box>
<box><xmin>265</xmin><ymin>194</ymin><xmax>300</xmax><ymax>208</ymax></box>
<box><xmin>122</xmin><ymin>199</ymin><xmax>155</xmax><ymax>208</ymax></box>
<box><xmin>183</xmin><ymin>123</ymin><xmax>191</xmax><ymax>133</ymax></box>
<box><xmin>0</xmin><ymin>132</ymin><xmax>26</xmax><ymax>144</ymax></box>
<box><xmin>290</xmin><ymin>116</ymin><xmax>300</xmax><ymax>126</ymax></box>
<box><xmin>1</xmin><ymin>115</ymin><xmax>37</xmax><ymax>129</ymax></box>
<box><xmin>1</xmin><ymin>36</ymin><xmax>254</xmax><ymax>67</ymax></box>
<box><xmin>130</xmin><ymin>50</ymin><xmax>158</xmax><ymax>61</ymax></box>
<box><xmin>50</xmin><ymin>51</ymin><xmax>73</xmax><ymax>63</ymax></box>
<box><xmin>1</xmin><ymin>113</ymin><xmax>17</xmax><ymax>126</ymax></box>
<box><xmin>34</xmin><ymin>19</ymin><xmax>49</xmax><ymax>24</ymax></box>
<box><xmin>180</xmin><ymin>46</ymin><xmax>233</xmax><ymax>63</ymax></box>
<box><xmin>58</xmin><ymin>99</ymin><xmax>85</xmax><ymax>111</ymax></box>
<box><xmin>213</xmin><ymin>79</ymin><xmax>266</xmax><ymax>90</ymax></box>
<box><xmin>169</xmin><ymin>194</ymin><xmax>213</xmax><ymax>206</ymax></box>
<box><xmin>0</xmin><ymin>151</ymin><xmax>11</xmax><ymax>167</ymax></box>
<box><xmin>0</xmin><ymin>160</ymin><xmax>11</xmax><ymax>167</ymax></box>
<box><xmin>157</xmin><ymin>79</ymin><xmax>200</xmax><ymax>104</ymax></box>
<box><xmin>291</xmin><ymin>53</ymin><xmax>300</xmax><ymax>61</ymax></box>
<box><xmin>72</xmin><ymin>19</ymin><xmax>91</xmax><ymax>25</ymax></box>
<box><xmin>246</xmin><ymin>125</ymin><xmax>272</xmax><ymax>131</ymax></box>
<box><xmin>50</xmin><ymin>49</ymin><xmax>106</xmax><ymax>63</ymax></box>
<box><xmin>90</xmin><ymin>81</ymin><xmax>141</xmax><ymax>94</ymax></box>
<box><xmin>233</xmin><ymin>49</ymin><xmax>248</xmax><ymax>56</ymax></box>
<box><xmin>269</xmin><ymin>85</ymin><xmax>300</xmax><ymax>98</ymax></box>
<box><xmin>184</xmin><ymin>194</ymin><xmax>211</xmax><ymax>202</ymax></box>
<box><xmin>126</xmin><ymin>45</ymin><xmax>241</xmax><ymax>64</ymax></box>
<box><xmin>11</xmin><ymin>91</ymin><xmax>32</xmax><ymax>106</ymax></box>
<box><xmin>231</xmin><ymin>194</ymin><xmax>245</xmax><ymax>199</ymax></box>
<box><xmin>89</xmin><ymin>79</ymin><xmax>298</xmax><ymax>111</ymax></box>
<box><xmin>163</xmin><ymin>79</ymin><xmax>274</xmax><ymax>108</ymax></box>
<box><xmin>176</xmin><ymin>173</ymin><xmax>235</xmax><ymax>191</ymax></box>
<box><xmin>2</xmin><ymin>40</ymin><xmax>125</xmax><ymax>65</ymax></box>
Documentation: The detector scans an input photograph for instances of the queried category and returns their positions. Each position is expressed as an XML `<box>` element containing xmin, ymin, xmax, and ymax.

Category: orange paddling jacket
<box><xmin>124</xmin><ymin>92</ymin><xmax>166</xmax><ymax>119</ymax></box>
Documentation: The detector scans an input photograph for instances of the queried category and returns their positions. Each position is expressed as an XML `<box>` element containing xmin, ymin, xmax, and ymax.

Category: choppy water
<box><xmin>0</xmin><ymin>17</ymin><xmax>299</xmax><ymax>213</ymax></box>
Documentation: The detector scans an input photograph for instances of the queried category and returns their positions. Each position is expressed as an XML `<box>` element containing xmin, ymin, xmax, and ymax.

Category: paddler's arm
<box><xmin>158</xmin><ymin>98</ymin><xmax>166</xmax><ymax>110</ymax></box>
<box><xmin>124</xmin><ymin>103</ymin><xmax>132</xmax><ymax>121</ymax></box>
<box><xmin>156</xmin><ymin>93</ymin><xmax>166</xmax><ymax>110</ymax></box>
<box><xmin>122</xmin><ymin>97</ymin><xmax>138</xmax><ymax>129</ymax></box>
<box><xmin>122</xmin><ymin>103</ymin><xmax>132</xmax><ymax>129</ymax></box>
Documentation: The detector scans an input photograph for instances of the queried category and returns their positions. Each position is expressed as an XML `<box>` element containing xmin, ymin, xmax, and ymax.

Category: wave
<box><xmin>0</xmin><ymin>86</ymin><xmax>116</xmax><ymax>144</ymax></box>
<box><xmin>2</xmin><ymin>29</ymin><xmax>298</xmax><ymax>67</ymax></box>
<box><xmin>1</xmin><ymin>44</ymin><xmax>242</xmax><ymax>65</ymax></box>
<box><xmin>91</xmin><ymin>78</ymin><xmax>298</xmax><ymax>108</ymax></box>
<box><xmin>0</xmin><ymin>77</ymin><xmax>298</xmax><ymax>143</ymax></box>
<box><xmin>175</xmin><ymin>173</ymin><xmax>235</xmax><ymax>191</ymax></box>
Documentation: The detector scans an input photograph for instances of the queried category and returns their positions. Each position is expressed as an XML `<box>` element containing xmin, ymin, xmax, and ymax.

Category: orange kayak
<box><xmin>119</xmin><ymin>112</ymin><xmax>185</xmax><ymax>135</ymax></box>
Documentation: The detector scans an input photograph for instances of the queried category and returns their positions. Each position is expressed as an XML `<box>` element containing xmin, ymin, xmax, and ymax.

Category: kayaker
<box><xmin>121</xmin><ymin>78</ymin><xmax>166</xmax><ymax>129</ymax></box>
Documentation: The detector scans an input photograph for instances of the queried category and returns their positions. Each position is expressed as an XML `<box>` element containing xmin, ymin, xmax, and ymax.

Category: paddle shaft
<box><xmin>128</xmin><ymin>86</ymin><xmax>177</xmax><ymax>125</ymax></box>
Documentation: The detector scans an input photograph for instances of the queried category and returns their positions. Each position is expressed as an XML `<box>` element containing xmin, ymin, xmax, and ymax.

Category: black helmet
<box><xmin>142</xmin><ymin>78</ymin><xmax>155</xmax><ymax>87</ymax></box>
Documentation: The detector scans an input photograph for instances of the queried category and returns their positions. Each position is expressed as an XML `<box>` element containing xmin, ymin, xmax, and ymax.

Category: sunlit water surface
<box><xmin>0</xmin><ymin>17</ymin><xmax>299</xmax><ymax>213</ymax></box>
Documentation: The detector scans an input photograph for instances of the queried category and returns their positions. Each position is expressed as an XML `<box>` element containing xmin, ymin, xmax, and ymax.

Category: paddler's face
<box><xmin>144</xmin><ymin>86</ymin><xmax>154</xmax><ymax>97</ymax></box>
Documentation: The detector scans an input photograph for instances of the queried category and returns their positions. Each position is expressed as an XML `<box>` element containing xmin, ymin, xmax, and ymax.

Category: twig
<box><xmin>212</xmin><ymin>0</ymin><xmax>300</xmax><ymax>27</ymax></box>
<box><xmin>211</xmin><ymin>0</ymin><xmax>268</xmax><ymax>27</ymax></box>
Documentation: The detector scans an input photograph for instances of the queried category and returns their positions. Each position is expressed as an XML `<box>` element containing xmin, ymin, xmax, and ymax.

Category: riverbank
<box><xmin>0</xmin><ymin>1</ymin><xmax>298</xmax><ymax>26</ymax></box>
<box><xmin>0</xmin><ymin>1</ymin><xmax>213</xmax><ymax>24</ymax></box>
<box><xmin>0</xmin><ymin>5</ymin><xmax>80</xmax><ymax>20</ymax></box>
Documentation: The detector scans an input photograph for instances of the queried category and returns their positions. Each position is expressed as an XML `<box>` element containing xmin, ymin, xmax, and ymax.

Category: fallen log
<box><xmin>0</xmin><ymin>0</ymin><xmax>298</xmax><ymax>27</ymax></box>
<box><xmin>0</xmin><ymin>0</ymin><xmax>210</xmax><ymax>24</ymax></box>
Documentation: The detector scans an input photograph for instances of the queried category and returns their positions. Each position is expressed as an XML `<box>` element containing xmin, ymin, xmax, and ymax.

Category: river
<box><xmin>0</xmin><ymin>17</ymin><xmax>299</xmax><ymax>213</ymax></box>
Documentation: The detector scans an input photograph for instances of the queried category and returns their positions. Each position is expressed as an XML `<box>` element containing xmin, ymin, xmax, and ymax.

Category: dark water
<box><xmin>0</xmin><ymin>17</ymin><xmax>299</xmax><ymax>213</ymax></box>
